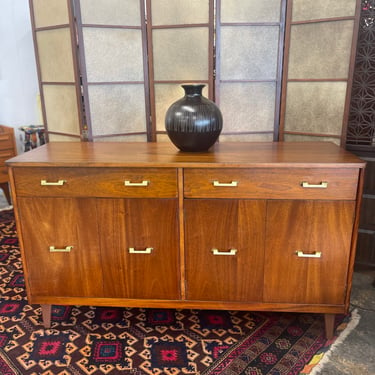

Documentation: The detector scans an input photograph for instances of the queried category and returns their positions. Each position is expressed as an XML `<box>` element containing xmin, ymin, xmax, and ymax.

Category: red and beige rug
<box><xmin>0</xmin><ymin>209</ymin><xmax>359</xmax><ymax>375</ymax></box>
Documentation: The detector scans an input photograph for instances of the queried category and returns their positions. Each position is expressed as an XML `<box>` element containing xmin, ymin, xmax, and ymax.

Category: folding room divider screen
<box><xmin>29</xmin><ymin>0</ymin><xmax>360</xmax><ymax>145</ymax></box>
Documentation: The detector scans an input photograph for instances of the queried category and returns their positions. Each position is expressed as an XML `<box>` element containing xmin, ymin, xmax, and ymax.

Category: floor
<box><xmin>0</xmin><ymin>188</ymin><xmax>374</xmax><ymax>375</ymax></box>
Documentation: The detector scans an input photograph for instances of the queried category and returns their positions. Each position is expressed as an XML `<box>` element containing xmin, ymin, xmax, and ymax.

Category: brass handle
<box><xmin>124</xmin><ymin>180</ymin><xmax>149</xmax><ymax>187</ymax></box>
<box><xmin>296</xmin><ymin>251</ymin><xmax>322</xmax><ymax>258</ymax></box>
<box><xmin>129</xmin><ymin>247</ymin><xmax>153</xmax><ymax>254</ymax></box>
<box><xmin>49</xmin><ymin>246</ymin><xmax>73</xmax><ymax>253</ymax></box>
<box><xmin>213</xmin><ymin>181</ymin><xmax>238</xmax><ymax>187</ymax></box>
<box><xmin>41</xmin><ymin>179</ymin><xmax>66</xmax><ymax>186</ymax></box>
<box><xmin>301</xmin><ymin>181</ymin><xmax>328</xmax><ymax>189</ymax></box>
<box><xmin>211</xmin><ymin>248</ymin><xmax>238</xmax><ymax>256</ymax></box>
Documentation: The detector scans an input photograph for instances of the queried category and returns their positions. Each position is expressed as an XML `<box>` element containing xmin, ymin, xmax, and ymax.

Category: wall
<box><xmin>0</xmin><ymin>0</ymin><xmax>40</xmax><ymax>153</ymax></box>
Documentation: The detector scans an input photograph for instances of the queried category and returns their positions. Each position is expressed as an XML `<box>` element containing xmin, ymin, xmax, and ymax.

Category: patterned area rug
<box><xmin>0</xmin><ymin>209</ymin><xmax>358</xmax><ymax>375</ymax></box>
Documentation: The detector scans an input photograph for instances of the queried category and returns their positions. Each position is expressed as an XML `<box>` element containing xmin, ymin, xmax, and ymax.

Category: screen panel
<box><xmin>36</xmin><ymin>28</ymin><xmax>75</xmax><ymax>82</ymax></box>
<box><xmin>79</xmin><ymin>0</ymin><xmax>141</xmax><ymax>26</ymax></box>
<box><xmin>292</xmin><ymin>0</ymin><xmax>356</xmax><ymax>21</ymax></box>
<box><xmin>32</xmin><ymin>0</ymin><xmax>70</xmax><ymax>27</ymax></box>
<box><xmin>88</xmin><ymin>85</ymin><xmax>147</xmax><ymax>137</ymax></box>
<box><xmin>82</xmin><ymin>28</ymin><xmax>144</xmax><ymax>82</ymax></box>
<box><xmin>43</xmin><ymin>85</ymin><xmax>81</xmax><ymax>135</ymax></box>
<box><xmin>216</xmin><ymin>0</ymin><xmax>285</xmax><ymax>141</ymax></box>
<box><xmin>151</xmin><ymin>0</ymin><xmax>209</xmax><ymax>25</ymax></box>
<box><xmin>280</xmin><ymin>0</ymin><xmax>359</xmax><ymax>143</ymax></box>
<box><xmin>221</xmin><ymin>0</ymin><xmax>281</xmax><ymax>23</ymax></box>
<box><xmin>288</xmin><ymin>20</ymin><xmax>354</xmax><ymax>79</ymax></box>
<box><xmin>77</xmin><ymin>0</ymin><xmax>148</xmax><ymax>141</ymax></box>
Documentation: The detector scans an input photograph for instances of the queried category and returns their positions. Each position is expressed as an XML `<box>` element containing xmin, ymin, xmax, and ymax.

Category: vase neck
<box><xmin>182</xmin><ymin>84</ymin><xmax>205</xmax><ymax>97</ymax></box>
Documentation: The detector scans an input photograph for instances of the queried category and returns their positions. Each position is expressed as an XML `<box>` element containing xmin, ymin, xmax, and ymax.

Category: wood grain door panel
<box><xmin>264</xmin><ymin>200</ymin><xmax>355</xmax><ymax>305</ymax></box>
<box><xmin>17</xmin><ymin>197</ymin><xmax>104</xmax><ymax>297</ymax></box>
<box><xmin>97</xmin><ymin>198</ymin><xmax>180</xmax><ymax>300</ymax></box>
<box><xmin>185</xmin><ymin>199</ymin><xmax>266</xmax><ymax>302</ymax></box>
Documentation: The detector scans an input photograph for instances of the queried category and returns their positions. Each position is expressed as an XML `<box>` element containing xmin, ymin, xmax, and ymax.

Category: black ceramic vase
<box><xmin>165</xmin><ymin>84</ymin><xmax>223</xmax><ymax>152</ymax></box>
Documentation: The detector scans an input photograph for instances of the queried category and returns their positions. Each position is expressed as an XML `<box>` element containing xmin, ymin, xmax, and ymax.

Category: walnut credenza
<box><xmin>6</xmin><ymin>141</ymin><xmax>366</xmax><ymax>338</ymax></box>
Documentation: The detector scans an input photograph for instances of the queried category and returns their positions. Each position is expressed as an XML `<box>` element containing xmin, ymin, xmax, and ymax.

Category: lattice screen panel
<box><xmin>76</xmin><ymin>0</ymin><xmax>148</xmax><ymax>141</ymax></box>
<box><xmin>216</xmin><ymin>0</ymin><xmax>286</xmax><ymax>142</ymax></box>
<box><xmin>346</xmin><ymin>0</ymin><xmax>375</xmax><ymax>151</ymax></box>
<box><xmin>30</xmin><ymin>0</ymin><xmax>82</xmax><ymax>141</ymax></box>
<box><xmin>280</xmin><ymin>0</ymin><xmax>359</xmax><ymax>144</ymax></box>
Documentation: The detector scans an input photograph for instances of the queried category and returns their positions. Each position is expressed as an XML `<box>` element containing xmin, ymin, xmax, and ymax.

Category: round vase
<box><xmin>165</xmin><ymin>84</ymin><xmax>223</xmax><ymax>152</ymax></box>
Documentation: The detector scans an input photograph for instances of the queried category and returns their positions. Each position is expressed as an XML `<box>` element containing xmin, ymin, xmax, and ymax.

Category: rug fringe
<box><xmin>308</xmin><ymin>309</ymin><xmax>361</xmax><ymax>375</ymax></box>
<box><xmin>0</xmin><ymin>205</ymin><xmax>13</xmax><ymax>212</ymax></box>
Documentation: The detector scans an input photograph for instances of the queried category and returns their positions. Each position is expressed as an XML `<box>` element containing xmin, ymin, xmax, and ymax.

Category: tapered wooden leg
<box><xmin>324</xmin><ymin>313</ymin><xmax>335</xmax><ymax>340</ymax></box>
<box><xmin>41</xmin><ymin>304</ymin><xmax>52</xmax><ymax>328</ymax></box>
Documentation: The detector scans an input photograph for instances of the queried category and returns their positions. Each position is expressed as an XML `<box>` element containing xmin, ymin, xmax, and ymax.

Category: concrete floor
<box><xmin>0</xmin><ymin>187</ymin><xmax>374</xmax><ymax>374</ymax></box>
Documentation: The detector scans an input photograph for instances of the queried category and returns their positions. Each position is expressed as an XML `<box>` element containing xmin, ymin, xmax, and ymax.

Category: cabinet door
<box><xmin>264</xmin><ymin>200</ymin><xmax>355</xmax><ymax>305</ymax></box>
<box><xmin>97</xmin><ymin>198</ymin><xmax>180</xmax><ymax>300</ymax></box>
<box><xmin>17</xmin><ymin>197</ymin><xmax>104</xmax><ymax>297</ymax></box>
<box><xmin>185</xmin><ymin>199</ymin><xmax>265</xmax><ymax>302</ymax></box>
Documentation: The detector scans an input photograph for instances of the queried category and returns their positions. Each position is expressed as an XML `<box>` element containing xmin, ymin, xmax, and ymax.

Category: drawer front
<box><xmin>0</xmin><ymin>133</ymin><xmax>14</xmax><ymax>150</ymax></box>
<box><xmin>13</xmin><ymin>167</ymin><xmax>177</xmax><ymax>198</ymax></box>
<box><xmin>184</xmin><ymin>168</ymin><xmax>359</xmax><ymax>200</ymax></box>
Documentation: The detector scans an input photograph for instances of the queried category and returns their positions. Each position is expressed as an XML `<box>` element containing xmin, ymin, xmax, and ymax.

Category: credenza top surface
<box><xmin>6</xmin><ymin>141</ymin><xmax>366</xmax><ymax>169</ymax></box>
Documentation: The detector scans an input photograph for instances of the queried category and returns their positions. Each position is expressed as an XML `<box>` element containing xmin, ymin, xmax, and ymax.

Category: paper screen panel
<box><xmin>292</xmin><ymin>0</ymin><xmax>356</xmax><ymax>22</ymax></box>
<box><xmin>288</xmin><ymin>20</ymin><xmax>354</xmax><ymax>79</ymax></box>
<box><xmin>94</xmin><ymin>135</ymin><xmax>147</xmax><ymax>142</ymax></box>
<box><xmin>284</xmin><ymin>82</ymin><xmax>347</xmax><ymax>136</ymax></box>
<box><xmin>88</xmin><ymin>85</ymin><xmax>147</xmax><ymax>137</ymax></box>
<box><xmin>32</xmin><ymin>0</ymin><xmax>70</xmax><ymax>28</ymax></box>
<box><xmin>36</xmin><ymin>28</ymin><xmax>75</xmax><ymax>82</ymax></box>
<box><xmin>79</xmin><ymin>0</ymin><xmax>141</xmax><ymax>26</ymax></box>
<box><xmin>220</xmin><ymin>133</ymin><xmax>274</xmax><ymax>142</ymax></box>
<box><xmin>221</xmin><ymin>0</ymin><xmax>281</xmax><ymax>23</ymax></box>
<box><xmin>48</xmin><ymin>134</ymin><xmax>81</xmax><ymax>142</ymax></box>
<box><xmin>220</xmin><ymin>26</ymin><xmax>279</xmax><ymax>80</ymax></box>
<box><xmin>83</xmin><ymin>28</ymin><xmax>144</xmax><ymax>82</ymax></box>
<box><xmin>151</xmin><ymin>0</ymin><xmax>209</xmax><ymax>25</ymax></box>
<box><xmin>43</xmin><ymin>85</ymin><xmax>80</xmax><ymax>135</ymax></box>
<box><xmin>284</xmin><ymin>134</ymin><xmax>340</xmax><ymax>145</ymax></box>
<box><xmin>219</xmin><ymin>82</ymin><xmax>276</xmax><ymax>134</ymax></box>
<box><xmin>154</xmin><ymin>84</ymin><xmax>209</xmax><ymax>132</ymax></box>
<box><xmin>152</xmin><ymin>28</ymin><xmax>209</xmax><ymax>81</ymax></box>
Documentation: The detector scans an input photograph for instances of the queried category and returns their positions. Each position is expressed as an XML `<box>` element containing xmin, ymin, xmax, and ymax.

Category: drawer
<box><xmin>184</xmin><ymin>168</ymin><xmax>359</xmax><ymax>200</ymax></box>
<box><xmin>0</xmin><ymin>133</ymin><xmax>14</xmax><ymax>149</ymax></box>
<box><xmin>12</xmin><ymin>167</ymin><xmax>177</xmax><ymax>198</ymax></box>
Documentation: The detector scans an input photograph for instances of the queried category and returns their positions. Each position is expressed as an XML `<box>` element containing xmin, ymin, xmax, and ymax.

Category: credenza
<box><xmin>6</xmin><ymin>141</ymin><xmax>366</xmax><ymax>339</ymax></box>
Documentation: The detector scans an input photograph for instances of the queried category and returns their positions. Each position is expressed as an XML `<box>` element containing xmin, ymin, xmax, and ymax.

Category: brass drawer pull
<box><xmin>211</xmin><ymin>248</ymin><xmax>238</xmax><ymax>256</ymax></box>
<box><xmin>129</xmin><ymin>247</ymin><xmax>153</xmax><ymax>254</ymax></box>
<box><xmin>213</xmin><ymin>180</ymin><xmax>238</xmax><ymax>187</ymax></box>
<box><xmin>41</xmin><ymin>179</ymin><xmax>66</xmax><ymax>186</ymax></box>
<box><xmin>296</xmin><ymin>251</ymin><xmax>322</xmax><ymax>258</ymax></box>
<box><xmin>124</xmin><ymin>180</ymin><xmax>149</xmax><ymax>187</ymax></box>
<box><xmin>49</xmin><ymin>246</ymin><xmax>73</xmax><ymax>253</ymax></box>
<box><xmin>301</xmin><ymin>181</ymin><xmax>328</xmax><ymax>189</ymax></box>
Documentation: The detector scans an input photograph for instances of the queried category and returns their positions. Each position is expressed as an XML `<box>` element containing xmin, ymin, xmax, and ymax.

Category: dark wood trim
<box><xmin>151</xmin><ymin>23</ymin><xmax>210</xmax><ymax>29</ymax></box>
<box><xmin>220</xmin><ymin>22</ymin><xmax>282</xmax><ymax>27</ymax></box>
<box><xmin>85</xmin><ymin>81</ymin><xmax>146</xmax><ymax>86</ymax></box>
<box><xmin>208</xmin><ymin>0</ymin><xmax>215</xmax><ymax>100</ymax></box>
<box><xmin>278</xmin><ymin>0</ymin><xmax>293</xmax><ymax>141</ymax></box>
<box><xmin>145</xmin><ymin>0</ymin><xmax>156</xmax><ymax>142</ymax></box>
<box><xmin>74</xmin><ymin>0</ymin><xmax>93</xmax><ymax>141</ymax></box>
<box><xmin>92</xmin><ymin>131</ymin><xmax>148</xmax><ymax>139</ymax></box>
<box><xmin>215</xmin><ymin>0</ymin><xmax>222</xmax><ymax>106</ymax></box>
<box><xmin>80</xmin><ymin>24</ymin><xmax>142</xmax><ymax>30</ymax></box>
<box><xmin>274</xmin><ymin>0</ymin><xmax>287</xmax><ymax>142</ymax></box>
<box><xmin>140</xmin><ymin>0</ymin><xmax>154</xmax><ymax>142</ymax></box>
<box><xmin>287</xmin><ymin>78</ymin><xmax>350</xmax><ymax>82</ymax></box>
<box><xmin>45</xmin><ymin>131</ymin><xmax>81</xmax><ymax>138</ymax></box>
<box><xmin>67</xmin><ymin>0</ymin><xmax>86</xmax><ymax>142</ymax></box>
<box><xmin>28</xmin><ymin>0</ymin><xmax>49</xmax><ymax>142</ymax></box>
<box><xmin>284</xmin><ymin>131</ymin><xmax>341</xmax><ymax>138</ymax></box>
<box><xmin>291</xmin><ymin>15</ymin><xmax>356</xmax><ymax>26</ymax></box>
<box><xmin>34</xmin><ymin>24</ymin><xmax>70</xmax><ymax>31</ymax></box>
<box><xmin>341</xmin><ymin>0</ymin><xmax>362</xmax><ymax>146</ymax></box>
<box><xmin>220</xmin><ymin>79</ymin><xmax>277</xmax><ymax>83</ymax></box>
